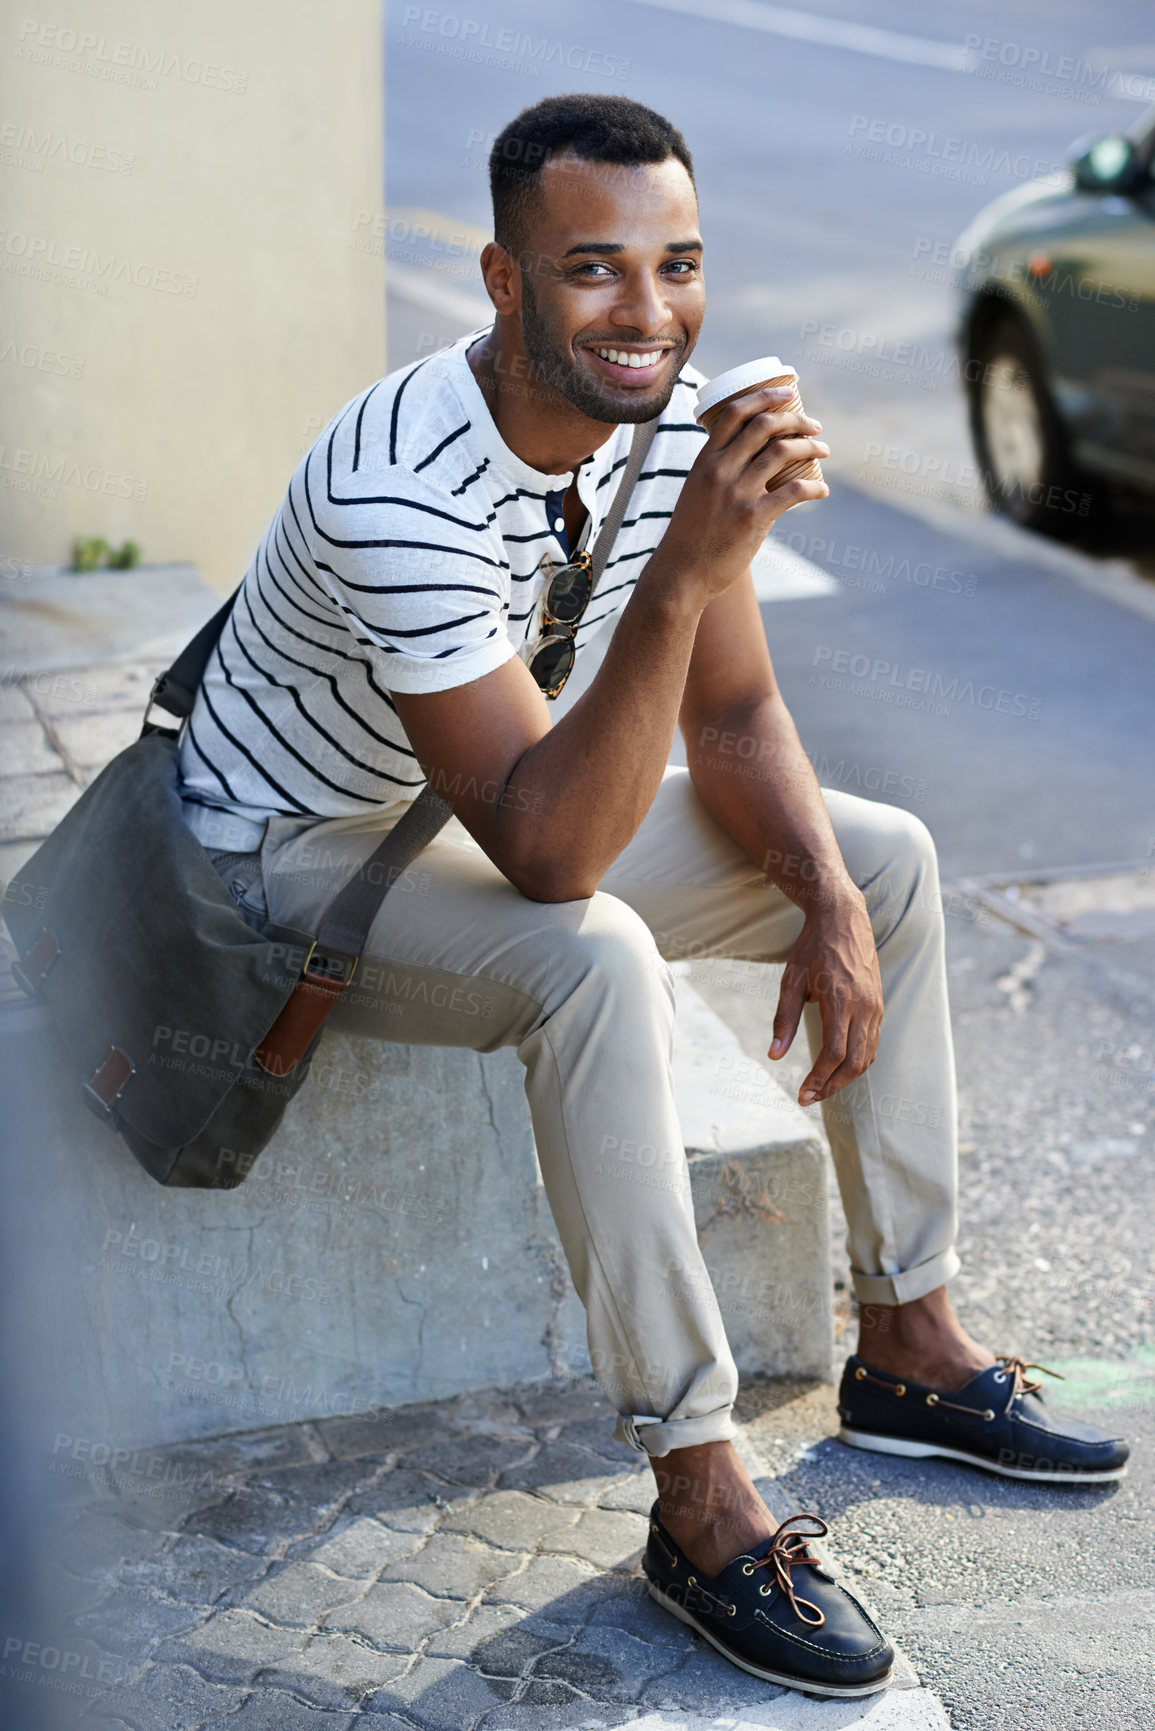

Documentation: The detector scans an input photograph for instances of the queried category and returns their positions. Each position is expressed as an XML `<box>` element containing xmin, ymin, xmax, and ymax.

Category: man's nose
<box><xmin>609</xmin><ymin>271</ymin><xmax>673</xmax><ymax>335</ymax></box>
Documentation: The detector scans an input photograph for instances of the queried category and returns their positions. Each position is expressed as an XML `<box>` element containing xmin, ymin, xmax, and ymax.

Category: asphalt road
<box><xmin>384</xmin><ymin>4</ymin><xmax>1155</xmax><ymax>1724</ymax></box>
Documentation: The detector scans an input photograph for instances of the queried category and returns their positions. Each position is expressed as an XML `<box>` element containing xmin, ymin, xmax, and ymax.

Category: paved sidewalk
<box><xmin>0</xmin><ymin>565</ymin><xmax>215</xmax><ymax>990</ymax></box>
<box><xmin>25</xmin><ymin>1376</ymin><xmax>946</xmax><ymax>1731</ymax></box>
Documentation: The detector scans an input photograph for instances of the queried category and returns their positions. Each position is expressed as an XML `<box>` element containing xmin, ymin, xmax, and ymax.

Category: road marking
<box><xmin>1046</xmin><ymin>1347</ymin><xmax>1155</xmax><ymax>1412</ymax></box>
<box><xmin>386</xmin><ymin>205</ymin><xmax>488</xmax><ymax>256</ymax></box>
<box><xmin>627</xmin><ymin>0</ymin><xmax>968</xmax><ymax>71</ymax></box>
<box><xmin>753</xmin><ymin>536</ymin><xmax>841</xmax><ymax>601</ymax></box>
<box><xmin>386</xmin><ymin>260</ymin><xmax>491</xmax><ymax>327</ymax></box>
<box><xmin>629</xmin><ymin>0</ymin><xmax>1155</xmax><ymax>100</ymax></box>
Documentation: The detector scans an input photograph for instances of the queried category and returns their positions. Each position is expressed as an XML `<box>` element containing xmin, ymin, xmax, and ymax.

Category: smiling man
<box><xmin>177</xmin><ymin>94</ymin><xmax>1129</xmax><ymax>1698</ymax></box>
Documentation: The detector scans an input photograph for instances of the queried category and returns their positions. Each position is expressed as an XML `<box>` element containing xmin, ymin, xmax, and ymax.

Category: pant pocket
<box><xmin>206</xmin><ymin>847</ymin><xmax>269</xmax><ymax>933</ymax></box>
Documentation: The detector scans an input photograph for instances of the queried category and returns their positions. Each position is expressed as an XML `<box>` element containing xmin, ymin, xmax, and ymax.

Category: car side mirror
<box><xmin>1070</xmin><ymin>133</ymin><xmax>1141</xmax><ymax>193</ymax></box>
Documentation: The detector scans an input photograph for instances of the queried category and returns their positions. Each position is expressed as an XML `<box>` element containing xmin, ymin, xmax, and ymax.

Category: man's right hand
<box><xmin>658</xmin><ymin>383</ymin><xmax>830</xmax><ymax>603</ymax></box>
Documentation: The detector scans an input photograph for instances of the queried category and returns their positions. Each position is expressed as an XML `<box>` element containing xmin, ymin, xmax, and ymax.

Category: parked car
<box><xmin>955</xmin><ymin>107</ymin><xmax>1155</xmax><ymax>536</ymax></box>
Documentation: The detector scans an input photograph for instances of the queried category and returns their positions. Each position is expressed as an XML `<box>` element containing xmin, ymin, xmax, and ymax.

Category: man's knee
<box><xmin>889</xmin><ymin>808</ymin><xmax>938</xmax><ymax>879</ymax></box>
<box><xmin>851</xmin><ymin>805</ymin><xmax>941</xmax><ymax>936</ymax></box>
<box><xmin>553</xmin><ymin>890</ymin><xmax>671</xmax><ymax>995</ymax></box>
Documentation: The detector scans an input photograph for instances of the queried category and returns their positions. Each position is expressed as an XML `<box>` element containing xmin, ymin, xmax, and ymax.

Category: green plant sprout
<box><xmin>69</xmin><ymin>537</ymin><xmax>142</xmax><ymax>572</ymax></box>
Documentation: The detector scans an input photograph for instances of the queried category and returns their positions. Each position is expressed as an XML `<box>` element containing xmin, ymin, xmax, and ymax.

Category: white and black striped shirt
<box><xmin>178</xmin><ymin>326</ymin><xmax>709</xmax><ymax>822</ymax></box>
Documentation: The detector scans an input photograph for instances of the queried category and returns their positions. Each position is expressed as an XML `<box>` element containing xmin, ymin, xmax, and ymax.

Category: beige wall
<box><xmin>0</xmin><ymin>1</ymin><xmax>385</xmax><ymax>592</ymax></box>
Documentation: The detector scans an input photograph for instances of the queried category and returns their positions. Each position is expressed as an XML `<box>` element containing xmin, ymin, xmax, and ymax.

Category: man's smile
<box><xmin>581</xmin><ymin>342</ymin><xmax>679</xmax><ymax>388</ymax></box>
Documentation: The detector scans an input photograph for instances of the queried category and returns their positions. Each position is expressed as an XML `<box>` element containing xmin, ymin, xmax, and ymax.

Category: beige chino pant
<box><xmin>225</xmin><ymin>768</ymin><xmax>960</xmax><ymax>1457</ymax></box>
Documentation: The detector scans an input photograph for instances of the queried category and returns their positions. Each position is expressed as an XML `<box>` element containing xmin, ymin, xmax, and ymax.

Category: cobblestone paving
<box><xmin>1</xmin><ymin>591</ymin><xmax>941</xmax><ymax>1730</ymax></box>
<box><xmin>23</xmin><ymin>1378</ymin><xmax>930</xmax><ymax>1730</ymax></box>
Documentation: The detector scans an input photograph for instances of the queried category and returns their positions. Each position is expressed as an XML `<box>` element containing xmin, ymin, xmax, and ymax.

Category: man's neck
<box><xmin>467</xmin><ymin>327</ymin><xmax>618</xmax><ymax>477</ymax></box>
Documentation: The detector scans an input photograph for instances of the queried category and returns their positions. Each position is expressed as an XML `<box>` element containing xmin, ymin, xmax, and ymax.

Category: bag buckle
<box><xmin>301</xmin><ymin>941</ymin><xmax>358</xmax><ymax>988</ymax></box>
<box><xmin>140</xmin><ymin>672</ymin><xmax>186</xmax><ymax>738</ymax></box>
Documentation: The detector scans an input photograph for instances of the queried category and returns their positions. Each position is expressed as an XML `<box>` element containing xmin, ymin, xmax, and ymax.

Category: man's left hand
<box><xmin>769</xmin><ymin>890</ymin><xmax>883</xmax><ymax>1105</ymax></box>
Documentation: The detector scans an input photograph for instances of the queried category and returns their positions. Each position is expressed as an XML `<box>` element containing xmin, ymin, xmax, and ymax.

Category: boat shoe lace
<box><xmin>742</xmin><ymin>1514</ymin><xmax>831</xmax><ymax>1627</ymax></box>
<box><xmin>993</xmin><ymin>1354</ymin><xmax>1065</xmax><ymax>1407</ymax></box>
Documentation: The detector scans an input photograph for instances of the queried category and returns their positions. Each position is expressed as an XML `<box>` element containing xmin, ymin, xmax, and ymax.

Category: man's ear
<box><xmin>479</xmin><ymin>241</ymin><xmax>521</xmax><ymax>317</ymax></box>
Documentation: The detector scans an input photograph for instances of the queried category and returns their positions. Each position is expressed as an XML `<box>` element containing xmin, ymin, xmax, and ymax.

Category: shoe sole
<box><xmin>838</xmin><ymin>1425</ymin><xmax>1127</xmax><ymax>1483</ymax></box>
<box><xmin>645</xmin><ymin>1579</ymin><xmax>893</xmax><ymax>1699</ymax></box>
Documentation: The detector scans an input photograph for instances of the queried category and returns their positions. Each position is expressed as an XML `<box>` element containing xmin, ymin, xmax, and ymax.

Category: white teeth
<box><xmin>595</xmin><ymin>347</ymin><xmax>662</xmax><ymax>368</ymax></box>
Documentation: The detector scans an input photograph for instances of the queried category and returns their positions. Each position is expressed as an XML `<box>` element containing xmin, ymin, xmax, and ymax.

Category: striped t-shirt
<box><xmin>178</xmin><ymin>326</ymin><xmax>709</xmax><ymax>822</ymax></box>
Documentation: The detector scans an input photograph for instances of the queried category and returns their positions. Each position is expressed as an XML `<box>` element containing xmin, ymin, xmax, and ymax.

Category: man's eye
<box><xmin>664</xmin><ymin>260</ymin><xmax>699</xmax><ymax>275</ymax></box>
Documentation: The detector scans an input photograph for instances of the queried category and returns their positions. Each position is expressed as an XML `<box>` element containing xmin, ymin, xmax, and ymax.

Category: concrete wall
<box><xmin>0</xmin><ymin>0</ymin><xmax>386</xmax><ymax>591</ymax></box>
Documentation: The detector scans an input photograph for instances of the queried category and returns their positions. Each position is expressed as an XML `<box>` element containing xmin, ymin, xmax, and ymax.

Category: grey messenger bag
<box><xmin>3</xmin><ymin>419</ymin><xmax>656</xmax><ymax>1188</ymax></box>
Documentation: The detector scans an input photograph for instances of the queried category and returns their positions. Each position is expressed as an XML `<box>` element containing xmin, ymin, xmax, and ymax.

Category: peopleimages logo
<box><xmin>810</xmin><ymin>646</ymin><xmax>1042</xmax><ymax>720</ymax></box>
<box><xmin>0</xmin><ymin>230</ymin><xmax>198</xmax><ymax>296</ymax></box>
<box><xmin>0</xmin><ymin>447</ymin><xmax>147</xmax><ymax>501</ymax></box>
<box><xmin>15</xmin><ymin>19</ymin><xmax>249</xmax><ymax>94</ymax></box>
<box><xmin>0</xmin><ymin>122</ymin><xmax>135</xmax><ymax>175</ymax></box>
<box><xmin>962</xmin><ymin>34</ymin><xmax>1155</xmax><ymax>104</ymax></box>
<box><xmin>398</xmin><ymin>7</ymin><xmax>630</xmax><ymax>79</ymax></box>
<box><xmin>846</xmin><ymin>114</ymin><xmax>1063</xmax><ymax>184</ymax></box>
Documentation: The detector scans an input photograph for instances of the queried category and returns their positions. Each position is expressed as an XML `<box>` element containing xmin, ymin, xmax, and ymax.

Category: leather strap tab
<box><xmin>84</xmin><ymin>1045</ymin><xmax>136</xmax><ymax>1123</ymax></box>
<box><xmin>12</xmin><ymin>926</ymin><xmax>61</xmax><ymax>997</ymax></box>
<box><xmin>254</xmin><ymin>975</ymin><xmax>346</xmax><ymax>1078</ymax></box>
<box><xmin>253</xmin><ymin>944</ymin><xmax>358</xmax><ymax>1077</ymax></box>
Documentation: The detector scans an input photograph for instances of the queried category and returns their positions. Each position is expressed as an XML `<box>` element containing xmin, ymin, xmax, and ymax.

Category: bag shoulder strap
<box><xmin>588</xmin><ymin>416</ymin><xmax>657</xmax><ymax>599</ymax></box>
<box><xmin>143</xmin><ymin>592</ymin><xmax>237</xmax><ymax>734</ymax></box>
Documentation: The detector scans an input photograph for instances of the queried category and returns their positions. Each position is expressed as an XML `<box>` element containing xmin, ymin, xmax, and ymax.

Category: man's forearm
<box><xmin>685</xmin><ymin>691</ymin><xmax>860</xmax><ymax>911</ymax></box>
<box><xmin>499</xmin><ymin>553</ymin><xmax>707</xmax><ymax>900</ymax></box>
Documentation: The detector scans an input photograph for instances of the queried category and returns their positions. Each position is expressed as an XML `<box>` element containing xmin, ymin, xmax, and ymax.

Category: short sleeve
<box><xmin>305</xmin><ymin>458</ymin><xmax>516</xmax><ymax>695</ymax></box>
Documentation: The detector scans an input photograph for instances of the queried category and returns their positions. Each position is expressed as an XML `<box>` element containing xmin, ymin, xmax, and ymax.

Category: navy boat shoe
<box><xmin>642</xmin><ymin>1502</ymin><xmax>894</xmax><ymax>1698</ymax></box>
<box><xmin>838</xmin><ymin>1353</ymin><xmax>1129</xmax><ymax>1482</ymax></box>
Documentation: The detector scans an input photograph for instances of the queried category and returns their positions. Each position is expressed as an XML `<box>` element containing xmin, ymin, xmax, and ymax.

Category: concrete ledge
<box><xmin>676</xmin><ymin>983</ymin><xmax>832</xmax><ymax>1381</ymax></box>
<box><xmin>1</xmin><ymin>975</ymin><xmax>832</xmax><ymax>1450</ymax></box>
<box><xmin>0</xmin><ymin>564</ymin><xmax>220</xmax><ymax>675</ymax></box>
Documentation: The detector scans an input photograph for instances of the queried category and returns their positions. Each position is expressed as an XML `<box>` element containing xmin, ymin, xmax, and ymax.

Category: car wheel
<box><xmin>968</xmin><ymin>315</ymin><xmax>1092</xmax><ymax>538</ymax></box>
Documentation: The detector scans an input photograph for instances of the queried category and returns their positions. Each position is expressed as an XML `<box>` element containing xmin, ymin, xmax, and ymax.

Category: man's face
<box><xmin>516</xmin><ymin>152</ymin><xmax>704</xmax><ymax>424</ymax></box>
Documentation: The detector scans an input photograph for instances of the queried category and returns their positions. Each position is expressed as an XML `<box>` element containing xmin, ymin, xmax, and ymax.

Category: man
<box><xmin>178</xmin><ymin>94</ymin><xmax>1128</xmax><ymax>1698</ymax></box>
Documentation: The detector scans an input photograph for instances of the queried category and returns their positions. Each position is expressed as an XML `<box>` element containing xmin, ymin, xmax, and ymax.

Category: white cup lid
<box><xmin>695</xmin><ymin>357</ymin><xmax>797</xmax><ymax>422</ymax></box>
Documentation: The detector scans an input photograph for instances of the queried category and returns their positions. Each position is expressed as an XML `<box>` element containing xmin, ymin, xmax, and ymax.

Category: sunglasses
<box><xmin>526</xmin><ymin>549</ymin><xmax>595</xmax><ymax>699</ymax></box>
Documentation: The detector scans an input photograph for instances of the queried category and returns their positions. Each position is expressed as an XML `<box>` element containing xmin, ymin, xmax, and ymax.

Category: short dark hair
<box><xmin>489</xmin><ymin>94</ymin><xmax>695</xmax><ymax>255</ymax></box>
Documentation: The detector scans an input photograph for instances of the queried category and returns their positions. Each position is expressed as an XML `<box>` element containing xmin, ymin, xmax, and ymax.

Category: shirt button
<box><xmin>553</xmin><ymin>517</ymin><xmax>565</xmax><ymax>533</ymax></box>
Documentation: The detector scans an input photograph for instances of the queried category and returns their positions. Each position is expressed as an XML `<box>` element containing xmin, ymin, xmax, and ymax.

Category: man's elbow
<box><xmin>503</xmin><ymin>859</ymin><xmax>597</xmax><ymax>905</ymax></box>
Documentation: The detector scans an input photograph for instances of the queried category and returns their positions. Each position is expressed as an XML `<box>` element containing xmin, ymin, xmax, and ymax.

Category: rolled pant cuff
<box><xmin>614</xmin><ymin>1406</ymin><xmax>737</xmax><ymax>1458</ymax></box>
<box><xmin>851</xmin><ymin>1246</ymin><xmax>961</xmax><ymax>1308</ymax></box>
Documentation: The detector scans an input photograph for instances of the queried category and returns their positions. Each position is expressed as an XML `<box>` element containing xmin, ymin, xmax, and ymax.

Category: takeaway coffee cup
<box><xmin>694</xmin><ymin>357</ymin><xmax>823</xmax><ymax>491</ymax></box>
